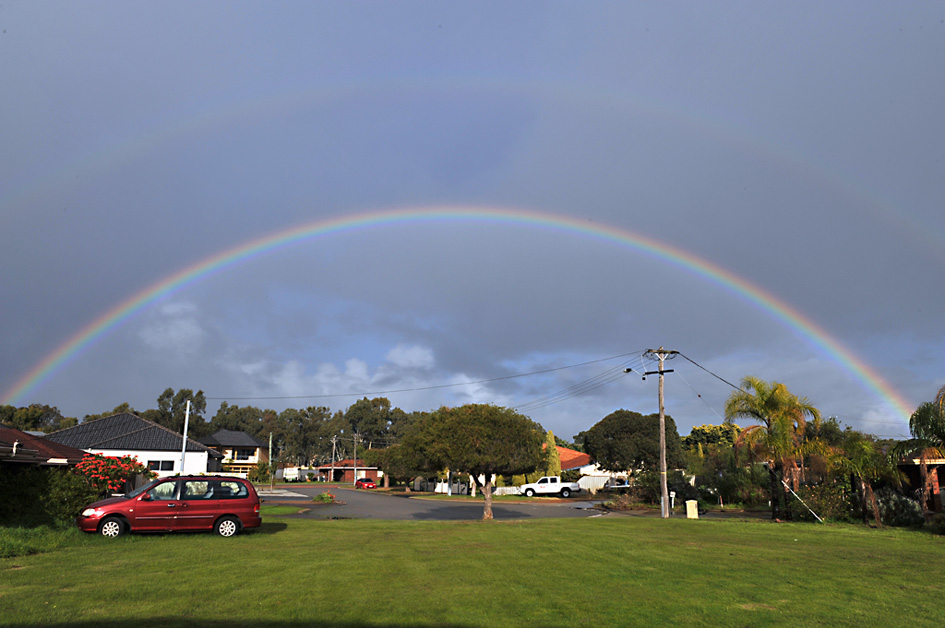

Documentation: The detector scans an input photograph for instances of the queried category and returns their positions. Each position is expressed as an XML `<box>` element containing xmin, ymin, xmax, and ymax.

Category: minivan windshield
<box><xmin>123</xmin><ymin>479</ymin><xmax>162</xmax><ymax>499</ymax></box>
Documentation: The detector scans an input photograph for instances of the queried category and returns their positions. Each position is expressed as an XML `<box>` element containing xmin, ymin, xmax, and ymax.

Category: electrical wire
<box><xmin>678</xmin><ymin>352</ymin><xmax>741</xmax><ymax>390</ymax></box>
<box><xmin>513</xmin><ymin>361</ymin><xmax>634</xmax><ymax>412</ymax></box>
<box><xmin>206</xmin><ymin>351</ymin><xmax>645</xmax><ymax>402</ymax></box>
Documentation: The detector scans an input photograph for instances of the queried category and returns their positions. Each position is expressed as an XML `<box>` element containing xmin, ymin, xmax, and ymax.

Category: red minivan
<box><xmin>77</xmin><ymin>476</ymin><xmax>262</xmax><ymax>537</ymax></box>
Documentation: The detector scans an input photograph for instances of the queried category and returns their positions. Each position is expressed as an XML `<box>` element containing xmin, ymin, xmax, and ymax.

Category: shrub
<box><xmin>42</xmin><ymin>468</ymin><xmax>99</xmax><ymax>527</ymax></box>
<box><xmin>249</xmin><ymin>461</ymin><xmax>272</xmax><ymax>483</ymax></box>
<box><xmin>927</xmin><ymin>513</ymin><xmax>945</xmax><ymax>535</ymax></box>
<box><xmin>795</xmin><ymin>482</ymin><xmax>856</xmax><ymax>523</ymax></box>
<box><xmin>74</xmin><ymin>453</ymin><xmax>152</xmax><ymax>495</ymax></box>
<box><xmin>312</xmin><ymin>492</ymin><xmax>336</xmax><ymax>504</ymax></box>
<box><xmin>306</xmin><ymin>473</ymin><xmax>315</xmax><ymax>481</ymax></box>
<box><xmin>875</xmin><ymin>487</ymin><xmax>924</xmax><ymax>527</ymax></box>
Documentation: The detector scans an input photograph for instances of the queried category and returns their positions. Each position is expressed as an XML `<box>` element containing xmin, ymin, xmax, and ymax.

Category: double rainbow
<box><xmin>2</xmin><ymin>206</ymin><xmax>914</xmax><ymax>424</ymax></box>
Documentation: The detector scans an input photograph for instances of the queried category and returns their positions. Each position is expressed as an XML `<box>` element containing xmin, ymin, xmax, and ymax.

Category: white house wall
<box><xmin>87</xmin><ymin>448</ymin><xmax>211</xmax><ymax>477</ymax></box>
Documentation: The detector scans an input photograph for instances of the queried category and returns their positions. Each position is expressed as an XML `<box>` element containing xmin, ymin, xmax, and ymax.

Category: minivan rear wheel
<box><xmin>215</xmin><ymin>516</ymin><xmax>240</xmax><ymax>537</ymax></box>
<box><xmin>100</xmin><ymin>517</ymin><xmax>125</xmax><ymax>538</ymax></box>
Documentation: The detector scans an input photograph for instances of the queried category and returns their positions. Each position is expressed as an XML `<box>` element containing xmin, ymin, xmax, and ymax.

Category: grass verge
<box><xmin>2</xmin><ymin>517</ymin><xmax>944</xmax><ymax>627</ymax></box>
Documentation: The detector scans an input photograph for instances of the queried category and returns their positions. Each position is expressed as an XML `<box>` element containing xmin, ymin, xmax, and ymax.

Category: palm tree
<box><xmin>725</xmin><ymin>376</ymin><xmax>820</xmax><ymax>520</ymax></box>
<box><xmin>893</xmin><ymin>400</ymin><xmax>945</xmax><ymax>519</ymax></box>
<box><xmin>832</xmin><ymin>434</ymin><xmax>897</xmax><ymax>526</ymax></box>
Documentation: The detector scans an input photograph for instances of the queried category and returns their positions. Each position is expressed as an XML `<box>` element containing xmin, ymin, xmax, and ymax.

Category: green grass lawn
<box><xmin>2</xmin><ymin>517</ymin><xmax>944</xmax><ymax>627</ymax></box>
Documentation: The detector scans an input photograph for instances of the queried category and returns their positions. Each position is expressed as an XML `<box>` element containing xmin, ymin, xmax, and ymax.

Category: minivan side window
<box><xmin>181</xmin><ymin>481</ymin><xmax>212</xmax><ymax>500</ymax></box>
<box><xmin>215</xmin><ymin>480</ymin><xmax>248</xmax><ymax>499</ymax></box>
<box><xmin>148</xmin><ymin>481</ymin><xmax>178</xmax><ymax>501</ymax></box>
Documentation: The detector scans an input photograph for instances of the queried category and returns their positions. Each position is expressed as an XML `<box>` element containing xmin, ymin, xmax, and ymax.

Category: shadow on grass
<box><xmin>3</xmin><ymin>622</ymin><xmax>483</xmax><ymax>628</ymax></box>
<box><xmin>253</xmin><ymin>521</ymin><xmax>289</xmax><ymax>534</ymax></box>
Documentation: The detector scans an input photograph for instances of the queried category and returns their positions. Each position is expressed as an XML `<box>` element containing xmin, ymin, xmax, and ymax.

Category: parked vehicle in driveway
<box><xmin>354</xmin><ymin>478</ymin><xmax>376</xmax><ymax>489</ymax></box>
<box><xmin>519</xmin><ymin>476</ymin><xmax>582</xmax><ymax>498</ymax></box>
<box><xmin>77</xmin><ymin>475</ymin><xmax>261</xmax><ymax>537</ymax></box>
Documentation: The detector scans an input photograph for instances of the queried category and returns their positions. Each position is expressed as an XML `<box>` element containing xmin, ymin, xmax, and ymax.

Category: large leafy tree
<box><xmin>580</xmin><ymin>409</ymin><xmax>684</xmax><ymax>473</ymax></box>
<box><xmin>401</xmin><ymin>404</ymin><xmax>545</xmax><ymax>520</ymax></box>
<box><xmin>724</xmin><ymin>376</ymin><xmax>820</xmax><ymax>520</ymax></box>
<box><xmin>0</xmin><ymin>404</ymin><xmax>76</xmax><ymax>433</ymax></box>
<box><xmin>150</xmin><ymin>388</ymin><xmax>208</xmax><ymax>436</ymax></box>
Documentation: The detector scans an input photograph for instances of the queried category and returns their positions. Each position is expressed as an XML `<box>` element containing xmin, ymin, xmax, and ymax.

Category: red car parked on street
<box><xmin>354</xmin><ymin>478</ymin><xmax>376</xmax><ymax>489</ymax></box>
<box><xmin>77</xmin><ymin>475</ymin><xmax>261</xmax><ymax>537</ymax></box>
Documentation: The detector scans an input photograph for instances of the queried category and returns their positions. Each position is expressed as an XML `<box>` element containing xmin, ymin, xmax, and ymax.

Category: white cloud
<box><xmin>385</xmin><ymin>344</ymin><xmax>435</xmax><ymax>369</ymax></box>
<box><xmin>138</xmin><ymin>301</ymin><xmax>205</xmax><ymax>355</ymax></box>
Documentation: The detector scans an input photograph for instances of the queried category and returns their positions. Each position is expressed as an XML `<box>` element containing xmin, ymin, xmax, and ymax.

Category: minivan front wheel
<box><xmin>100</xmin><ymin>517</ymin><xmax>125</xmax><ymax>538</ymax></box>
<box><xmin>215</xmin><ymin>516</ymin><xmax>240</xmax><ymax>537</ymax></box>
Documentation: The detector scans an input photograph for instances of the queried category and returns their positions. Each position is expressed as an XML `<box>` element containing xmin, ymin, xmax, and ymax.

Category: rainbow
<box><xmin>2</xmin><ymin>205</ymin><xmax>915</xmax><ymax>423</ymax></box>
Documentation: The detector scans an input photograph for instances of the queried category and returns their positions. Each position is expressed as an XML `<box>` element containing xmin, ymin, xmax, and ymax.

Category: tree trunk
<box><xmin>470</xmin><ymin>474</ymin><xmax>494</xmax><ymax>520</ymax></box>
<box><xmin>767</xmin><ymin>463</ymin><xmax>781</xmax><ymax>520</ymax></box>
<box><xmin>920</xmin><ymin>455</ymin><xmax>931</xmax><ymax>521</ymax></box>
<box><xmin>481</xmin><ymin>478</ymin><xmax>494</xmax><ymax>520</ymax></box>
<box><xmin>866</xmin><ymin>483</ymin><xmax>882</xmax><ymax>527</ymax></box>
<box><xmin>858</xmin><ymin>478</ymin><xmax>870</xmax><ymax>524</ymax></box>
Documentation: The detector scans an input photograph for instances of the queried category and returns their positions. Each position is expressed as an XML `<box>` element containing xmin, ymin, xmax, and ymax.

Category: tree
<box><xmin>724</xmin><ymin>376</ymin><xmax>820</xmax><ymax>520</ymax></box>
<box><xmin>682</xmin><ymin>424</ymin><xmax>741</xmax><ymax>451</ymax></box>
<box><xmin>84</xmin><ymin>403</ymin><xmax>136</xmax><ymax>422</ymax></box>
<box><xmin>400</xmin><ymin>404</ymin><xmax>545</xmax><ymax>520</ymax></box>
<box><xmin>580</xmin><ymin>409</ymin><xmax>684</xmax><ymax>474</ymax></box>
<box><xmin>154</xmin><ymin>388</ymin><xmax>208</xmax><ymax>436</ymax></box>
<box><xmin>893</xmin><ymin>400</ymin><xmax>945</xmax><ymax>520</ymax></box>
<box><xmin>0</xmin><ymin>404</ymin><xmax>76</xmax><ymax>433</ymax></box>
<box><xmin>831</xmin><ymin>434</ymin><xmax>895</xmax><ymax>526</ymax></box>
<box><xmin>343</xmin><ymin>397</ymin><xmax>400</xmax><ymax>449</ymax></box>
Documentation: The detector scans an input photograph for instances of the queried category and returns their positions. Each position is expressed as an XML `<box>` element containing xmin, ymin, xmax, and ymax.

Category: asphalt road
<box><xmin>258</xmin><ymin>484</ymin><xmax>606</xmax><ymax>521</ymax></box>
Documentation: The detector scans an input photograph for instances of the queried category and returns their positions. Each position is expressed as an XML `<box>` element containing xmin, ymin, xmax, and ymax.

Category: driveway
<box><xmin>258</xmin><ymin>484</ymin><xmax>606</xmax><ymax>521</ymax></box>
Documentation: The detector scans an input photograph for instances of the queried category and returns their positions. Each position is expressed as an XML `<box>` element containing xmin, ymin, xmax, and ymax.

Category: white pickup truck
<box><xmin>519</xmin><ymin>476</ymin><xmax>582</xmax><ymax>498</ymax></box>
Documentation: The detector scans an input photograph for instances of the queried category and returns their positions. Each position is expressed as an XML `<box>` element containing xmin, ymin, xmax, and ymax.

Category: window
<box><xmin>214</xmin><ymin>480</ymin><xmax>248</xmax><ymax>499</ymax></box>
<box><xmin>148</xmin><ymin>481</ymin><xmax>178</xmax><ymax>501</ymax></box>
<box><xmin>234</xmin><ymin>448</ymin><xmax>255</xmax><ymax>461</ymax></box>
<box><xmin>148</xmin><ymin>460</ymin><xmax>174</xmax><ymax>471</ymax></box>
<box><xmin>181</xmin><ymin>481</ymin><xmax>212</xmax><ymax>500</ymax></box>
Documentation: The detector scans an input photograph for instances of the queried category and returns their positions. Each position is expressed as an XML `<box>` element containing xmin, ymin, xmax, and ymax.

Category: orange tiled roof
<box><xmin>556</xmin><ymin>445</ymin><xmax>592</xmax><ymax>471</ymax></box>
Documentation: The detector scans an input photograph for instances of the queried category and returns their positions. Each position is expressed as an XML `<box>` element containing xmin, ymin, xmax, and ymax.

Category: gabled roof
<box><xmin>199</xmin><ymin>429</ymin><xmax>267</xmax><ymax>449</ymax></box>
<box><xmin>0</xmin><ymin>425</ymin><xmax>87</xmax><ymax>465</ymax></box>
<box><xmin>44</xmin><ymin>413</ymin><xmax>222</xmax><ymax>458</ymax></box>
<box><xmin>556</xmin><ymin>445</ymin><xmax>593</xmax><ymax>471</ymax></box>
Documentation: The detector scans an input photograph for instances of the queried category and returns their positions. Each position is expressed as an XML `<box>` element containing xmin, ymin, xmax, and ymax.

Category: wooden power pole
<box><xmin>644</xmin><ymin>347</ymin><xmax>678</xmax><ymax>518</ymax></box>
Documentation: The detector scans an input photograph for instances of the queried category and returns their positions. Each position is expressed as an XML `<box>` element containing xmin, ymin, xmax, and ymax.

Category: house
<box><xmin>43</xmin><ymin>412</ymin><xmax>223</xmax><ymax>476</ymax></box>
<box><xmin>898</xmin><ymin>453</ymin><xmax>943</xmax><ymax>513</ymax></box>
<box><xmin>0</xmin><ymin>425</ymin><xmax>87</xmax><ymax>468</ymax></box>
<box><xmin>198</xmin><ymin>429</ymin><xmax>269</xmax><ymax>476</ymax></box>
<box><xmin>315</xmin><ymin>459</ymin><xmax>380</xmax><ymax>483</ymax></box>
<box><xmin>556</xmin><ymin>445</ymin><xmax>615</xmax><ymax>493</ymax></box>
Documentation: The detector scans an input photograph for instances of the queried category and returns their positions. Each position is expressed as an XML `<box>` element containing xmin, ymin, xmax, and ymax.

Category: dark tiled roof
<box><xmin>0</xmin><ymin>426</ymin><xmax>87</xmax><ymax>464</ymax></box>
<box><xmin>44</xmin><ymin>413</ymin><xmax>222</xmax><ymax>458</ymax></box>
<box><xmin>199</xmin><ymin>429</ymin><xmax>267</xmax><ymax>448</ymax></box>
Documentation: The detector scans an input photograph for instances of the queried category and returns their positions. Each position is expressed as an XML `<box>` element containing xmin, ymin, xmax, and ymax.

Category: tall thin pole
<box><xmin>353</xmin><ymin>433</ymin><xmax>359</xmax><ymax>485</ymax></box>
<box><xmin>330</xmin><ymin>435</ymin><xmax>336</xmax><ymax>483</ymax></box>
<box><xmin>269</xmin><ymin>432</ymin><xmax>274</xmax><ymax>491</ymax></box>
<box><xmin>657</xmin><ymin>355</ymin><xmax>668</xmax><ymax>518</ymax></box>
<box><xmin>179</xmin><ymin>400</ymin><xmax>191</xmax><ymax>475</ymax></box>
<box><xmin>644</xmin><ymin>348</ymin><xmax>677</xmax><ymax>519</ymax></box>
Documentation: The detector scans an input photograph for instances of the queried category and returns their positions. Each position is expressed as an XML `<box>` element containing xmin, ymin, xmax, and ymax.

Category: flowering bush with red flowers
<box><xmin>74</xmin><ymin>454</ymin><xmax>154</xmax><ymax>495</ymax></box>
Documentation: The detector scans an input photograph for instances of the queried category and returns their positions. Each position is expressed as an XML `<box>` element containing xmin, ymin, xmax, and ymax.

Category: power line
<box><xmin>206</xmin><ymin>351</ymin><xmax>645</xmax><ymax>402</ymax></box>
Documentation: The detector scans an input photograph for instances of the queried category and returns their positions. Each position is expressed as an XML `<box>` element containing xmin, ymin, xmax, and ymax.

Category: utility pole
<box><xmin>643</xmin><ymin>347</ymin><xmax>678</xmax><ymax>519</ymax></box>
<box><xmin>353</xmin><ymin>433</ymin><xmax>359</xmax><ymax>485</ymax></box>
<box><xmin>179</xmin><ymin>400</ymin><xmax>191</xmax><ymax>475</ymax></box>
<box><xmin>330</xmin><ymin>435</ymin><xmax>337</xmax><ymax>483</ymax></box>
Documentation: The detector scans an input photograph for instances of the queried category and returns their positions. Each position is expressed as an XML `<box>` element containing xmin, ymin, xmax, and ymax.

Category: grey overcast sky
<box><xmin>2</xmin><ymin>2</ymin><xmax>943</xmax><ymax>440</ymax></box>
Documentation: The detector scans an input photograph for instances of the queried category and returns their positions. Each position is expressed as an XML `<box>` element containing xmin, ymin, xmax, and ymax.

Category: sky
<box><xmin>1</xmin><ymin>2</ymin><xmax>943</xmax><ymax>442</ymax></box>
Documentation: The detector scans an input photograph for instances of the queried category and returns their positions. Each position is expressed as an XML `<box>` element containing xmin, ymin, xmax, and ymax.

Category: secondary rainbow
<box><xmin>2</xmin><ymin>205</ymin><xmax>915</xmax><ymax>422</ymax></box>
